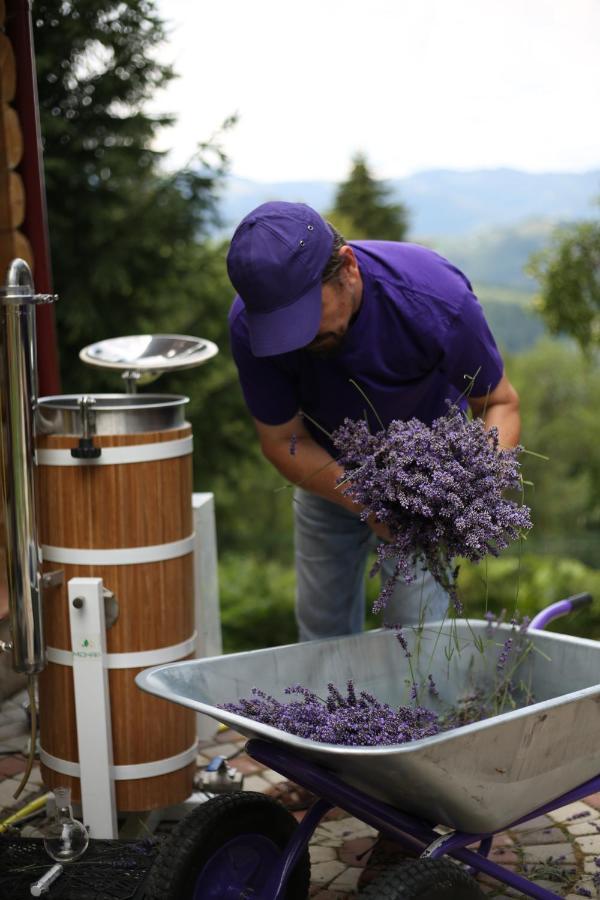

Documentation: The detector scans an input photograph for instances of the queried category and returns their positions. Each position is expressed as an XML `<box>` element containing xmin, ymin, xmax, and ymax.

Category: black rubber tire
<box><xmin>358</xmin><ymin>858</ymin><xmax>486</xmax><ymax>899</ymax></box>
<box><xmin>144</xmin><ymin>791</ymin><xmax>311</xmax><ymax>900</ymax></box>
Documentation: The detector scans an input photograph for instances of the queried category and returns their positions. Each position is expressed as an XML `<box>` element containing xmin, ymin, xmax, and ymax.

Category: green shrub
<box><xmin>457</xmin><ymin>553</ymin><xmax>600</xmax><ymax>637</ymax></box>
<box><xmin>218</xmin><ymin>551</ymin><xmax>600</xmax><ymax>652</ymax></box>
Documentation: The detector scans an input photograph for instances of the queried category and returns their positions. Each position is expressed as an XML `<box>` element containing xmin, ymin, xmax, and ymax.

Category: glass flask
<box><xmin>43</xmin><ymin>786</ymin><xmax>89</xmax><ymax>862</ymax></box>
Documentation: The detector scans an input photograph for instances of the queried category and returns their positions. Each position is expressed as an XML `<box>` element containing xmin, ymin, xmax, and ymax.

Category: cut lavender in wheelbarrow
<box><xmin>221</xmin><ymin>681</ymin><xmax>440</xmax><ymax>746</ymax></box>
<box><xmin>220</xmin><ymin>614</ymin><xmax>536</xmax><ymax>745</ymax></box>
<box><xmin>331</xmin><ymin>403</ymin><xmax>532</xmax><ymax>613</ymax></box>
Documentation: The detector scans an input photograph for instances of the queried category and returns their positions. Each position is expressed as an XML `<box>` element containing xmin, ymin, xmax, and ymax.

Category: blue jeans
<box><xmin>293</xmin><ymin>487</ymin><xmax>449</xmax><ymax>641</ymax></box>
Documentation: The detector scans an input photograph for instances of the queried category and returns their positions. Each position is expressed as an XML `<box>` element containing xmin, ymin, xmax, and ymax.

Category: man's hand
<box><xmin>367</xmin><ymin>514</ymin><xmax>392</xmax><ymax>542</ymax></box>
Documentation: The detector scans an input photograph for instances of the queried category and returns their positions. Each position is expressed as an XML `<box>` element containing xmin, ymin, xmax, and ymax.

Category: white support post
<box><xmin>192</xmin><ymin>493</ymin><xmax>222</xmax><ymax>741</ymax></box>
<box><xmin>67</xmin><ymin>577</ymin><xmax>118</xmax><ymax>839</ymax></box>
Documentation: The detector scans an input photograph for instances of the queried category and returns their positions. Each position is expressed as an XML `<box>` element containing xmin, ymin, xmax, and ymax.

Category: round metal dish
<box><xmin>36</xmin><ymin>394</ymin><xmax>189</xmax><ymax>435</ymax></box>
<box><xmin>79</xmin><ymin>334</ymin><xmax>218</xmax><ymax>376</ymax></box>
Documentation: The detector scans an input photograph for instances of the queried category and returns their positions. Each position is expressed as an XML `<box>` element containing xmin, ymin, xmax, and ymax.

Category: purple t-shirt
<box><xmin>228</xmin><ymin>241</ymin><xmax>504</xmax><ymax>456</ymax></box>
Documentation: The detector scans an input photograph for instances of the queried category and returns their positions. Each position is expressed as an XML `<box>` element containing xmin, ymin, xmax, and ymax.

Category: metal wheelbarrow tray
<box><xmin>137</xmin><ymin>602</ymin><xmax>600</xmax><ymax>899</ymax></box>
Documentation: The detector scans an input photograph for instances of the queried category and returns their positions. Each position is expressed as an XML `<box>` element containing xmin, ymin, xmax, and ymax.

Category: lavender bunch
<box><xmin>331</xmin><ymin>404</ymin><xmax>532</xmax><ymax>613</ymax></box>
<box><xmin>221</xmin><ymin>681</ymin><xmax>440</xmax><ymax>746</ymax></box>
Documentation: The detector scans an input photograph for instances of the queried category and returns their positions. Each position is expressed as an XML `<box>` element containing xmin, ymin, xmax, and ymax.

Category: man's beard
<box><xmin>305</xmin><ymin>331</ymin><xmax>348</xmax><ymax>359</ymax></box>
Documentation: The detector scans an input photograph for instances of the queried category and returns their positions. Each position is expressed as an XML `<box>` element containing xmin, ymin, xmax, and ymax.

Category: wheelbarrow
<box><xmin>136</xmin><ymin>594</ymin><xmax>598</xmax><ymax>899</ymax></box>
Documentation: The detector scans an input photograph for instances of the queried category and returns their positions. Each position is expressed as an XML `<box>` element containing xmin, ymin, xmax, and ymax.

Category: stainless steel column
<box><xmin>0</xmin><ymin>258</ymin><xmax>55</xmax><ymax>674</ymax></box>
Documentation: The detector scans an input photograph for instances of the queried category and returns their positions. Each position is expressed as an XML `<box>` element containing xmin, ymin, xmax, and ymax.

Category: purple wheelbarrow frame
<box><xmin>138</xmin><ymin>594</ymin><xmax>596</xmax><ymax>899</ymax></box>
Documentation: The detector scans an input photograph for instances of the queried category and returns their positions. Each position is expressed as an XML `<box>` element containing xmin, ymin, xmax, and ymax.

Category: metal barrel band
<box><xmin>40</xmin><ymin>743</ymin><xmax>198</xmax><ymax>780</ymax></box>
<box><xmin>36</xmin><ymin>435</ymin><xmax>193</xmax><ymax>466</ymax></box>
<box><xmin>45</xmin><ymin>632</ymin><xmax>197</xmax><ymax>669</ymax></box>
<box><xmin>42</xmin><ymin>534</ymin><xmax>195</xmax><ymax>565</ymax></box>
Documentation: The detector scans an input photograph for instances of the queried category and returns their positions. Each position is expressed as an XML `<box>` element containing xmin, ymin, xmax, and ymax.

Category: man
<box><xmin>227</xmin><ymin>200</ymin><xmax>520</xmax><ymax>641</ymax></box>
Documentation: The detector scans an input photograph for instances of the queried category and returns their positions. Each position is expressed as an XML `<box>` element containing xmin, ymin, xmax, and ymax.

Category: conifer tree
<box><xmin>328</xmin><ymin>153</ymin><xmax>409</xmax><ymax>241</ymax></box>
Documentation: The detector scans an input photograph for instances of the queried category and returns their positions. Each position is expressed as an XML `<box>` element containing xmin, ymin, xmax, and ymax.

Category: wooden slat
<box><xmin>37</xmin><ymin>424</ymin><xmax>197</xmax><ymax>810</ymax></box>
<box><xmin>37</xmin><ymin>425</ymin><xmax>193</xmax><ymax>548</ymax></box>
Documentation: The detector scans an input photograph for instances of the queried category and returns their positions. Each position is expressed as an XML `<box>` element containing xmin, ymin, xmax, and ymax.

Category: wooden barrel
<box><xmin>36</xmin><ymin>394</ymin><xmax>197</xmax><ymax>811</ymax></box>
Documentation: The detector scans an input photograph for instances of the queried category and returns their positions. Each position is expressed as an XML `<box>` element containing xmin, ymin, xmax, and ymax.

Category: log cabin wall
<box><xmin>0</xmin><ymin>0</ymin><xmax>32</xmax><ymax>695</ymax></box>
<box><xmin>0</xmin><ymin>0</ymin><xmax>33</xmax><ymax>280</ymax></box>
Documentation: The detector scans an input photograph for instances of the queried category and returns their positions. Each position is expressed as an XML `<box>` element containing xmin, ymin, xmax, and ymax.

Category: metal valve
<box><xmin>71</xmin><ymin>396</ymin><xmax>101</xmax><ymax>459</ymax></box>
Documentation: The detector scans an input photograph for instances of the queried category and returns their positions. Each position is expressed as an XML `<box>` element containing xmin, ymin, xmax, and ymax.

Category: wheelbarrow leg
<box><xmin>265</xmin><ymin>797</ymin><xmax>332</xmax><ymax>899</ymax></box>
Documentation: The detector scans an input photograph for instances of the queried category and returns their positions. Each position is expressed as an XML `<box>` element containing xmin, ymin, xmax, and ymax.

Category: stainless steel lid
<box><xmin>36</xmin><ymin>394</ymin><xmax>189</xmax><ymax>435</ymax></box>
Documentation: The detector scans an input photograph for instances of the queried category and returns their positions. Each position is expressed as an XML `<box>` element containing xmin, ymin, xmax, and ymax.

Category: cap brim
<box><xmin>245</xmin><ymin>281</ymin><xmax>322</xmax><ymax>357</ymax></box>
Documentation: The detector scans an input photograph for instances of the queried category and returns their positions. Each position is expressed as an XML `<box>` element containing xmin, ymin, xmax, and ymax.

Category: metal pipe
<box><xmin>0</xmin><ymin>258</ymin><xmax>55</xmax><ymax>673</ymax></box>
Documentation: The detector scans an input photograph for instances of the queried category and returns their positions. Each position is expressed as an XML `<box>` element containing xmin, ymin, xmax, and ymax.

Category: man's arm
<box><xmin>468</xmin><ymin>372</ymin><xmax>521</xmax><ymax>448</ymax></box>
<box><xmin>254</xmin><ymin>414</ymin><xmax>391</xmax><ymax>538</ymax></box>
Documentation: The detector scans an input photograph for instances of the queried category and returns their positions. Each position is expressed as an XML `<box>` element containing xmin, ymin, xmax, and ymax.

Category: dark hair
<box><xmin>321</xmin><ymin>223</ymin><xmax>347</xmax><ymax>283</ymax></box>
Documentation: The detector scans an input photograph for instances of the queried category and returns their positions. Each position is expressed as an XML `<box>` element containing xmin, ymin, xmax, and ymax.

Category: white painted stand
<box><xmin>67</xmin><ymin>577</ymin><xmax>118</xmax><ymax>839</ymax></box>
<box><xmin>65</xmin><ymin>494</ymin><xmax>222</xmax><ymax>836</ymax></box>
<box><xmin>192</xmin><ymin>492</ymin><xmax>222</xmax><ymax>741</ymax></box>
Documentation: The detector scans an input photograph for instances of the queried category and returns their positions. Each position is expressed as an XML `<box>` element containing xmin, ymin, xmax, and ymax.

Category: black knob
<box><xmin>72</xmin><ymin>597</ymin><xmax>84</xmax><ymax>609</ymax></box>
<box><xmin>71</xmin><ymin>438</ymin><xmax>102</xmax><ymax>459</ymax></box>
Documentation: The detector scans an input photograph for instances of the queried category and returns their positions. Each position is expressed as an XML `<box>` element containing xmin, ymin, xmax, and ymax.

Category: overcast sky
<box><xmin>151</xmin><ymin>0</ymin><xmax>600</xmax><ymax>182</ymax></box>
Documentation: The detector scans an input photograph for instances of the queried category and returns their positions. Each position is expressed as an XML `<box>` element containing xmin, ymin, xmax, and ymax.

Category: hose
<box><xmin>0</xmin><ymin>791</ymin><xmax>50</xmax><ymax>833</ymax></box>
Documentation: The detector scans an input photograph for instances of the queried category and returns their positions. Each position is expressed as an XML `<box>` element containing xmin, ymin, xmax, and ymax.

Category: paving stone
<box><xmin>310</xmin><ymin>845</ymin><xmax>338</xmax><ymax>863</ymax></box>
<box><xmin>518</xmin><ymin>826</ymin><xmax>568</xmax><ymax>845</ymax></box>
<box><xmin>214</xmin><ymin>728</ymin><xmax>244</xmax><ymax>744</ymax></box>
<box><xmin>0</xmin><ymin>755</ymin><xmax>27</xmax><ymax>776</ymax></box>
<box><xmin>309</xmin><ymin>891</ymin><xmax>349</xmax><ymax>899</ymax></box>
<box><xmin>521</xmin><ymin>842</ymin><xmax>575</xmax><ymax>863</ymax></box>
<box><xmin>242</xmin><ymin>774</ymin><xmax>271</xmax><ymax>792</ymax></box>
<box><xmin>585</xmin><ymin>794</ymin><xmax>600</xmax><ymax>811</ymax></box>
<box><xmin>227</xmin><ymin>754</ymin><xmax>263</xmax><ymax>775</ymax></box>
<box><xmin>200</xmin><ymin>742</ymin><xmax>241</xmax><ymax>759</ymax></box>
<box><xmin>570</xmin><ymin>822</ymin><xmax>600</xmax><ymax>837</ymax></box>
<box><xmin>318</xmin><ymin>818</ymin><xmax>367</xmax><ymax>838</ymax></box>
<box><xmin>489</xmin><ymin>846</ymin><xmax>520</xmax><ymax>865</ymax></box>
<box><xmin>576</xmin><ymin>836</ymin><xmax>600</xmax><ymax>855</ymax></box>
<box><xmin>28</xmin><ymin>765</ymin><xmax>44</xmax><ymax>783</ymax></box>
<box><xmin>310</xmin><ymin>859</ymin><xmax>347</xmax><ymax>884</ymax></box>
<box><xmin>548</xmin><ymin>802</ymin><xmax>599</xmax><ymax>824</ymax></box>
<box><xmin>338</xmin><ymin>836</ymin><xmax>376</xmax><ymax>867</ymax></box>
<box><xmin>261</xmin><ymin>769</ymin><xmax>288</xmax><ymax>785</ymax></box>
<box><xmin>0</xmin><ymin>777</ymin><xmax>20</xmax><ymax>812</ymax></box>
<box><xmin>329</xmin><ymin>866</ymin><xmax>362</xmax><ymax>891</ymax></box>
<box><xmin>511</xmin><ymin>814</ymin><xmax>555</xmax><ymax>831</ymax></box>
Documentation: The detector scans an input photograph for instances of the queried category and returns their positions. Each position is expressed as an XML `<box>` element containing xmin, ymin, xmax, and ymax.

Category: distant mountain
<box><xmin>220</xmin><ymin>168</ymin><xmax>600</xmax><ymax>238</ymax></box>
<box><xmin>429</xmin><ymin>218</ymin><xmax>558</xmax><ymax>291</ymax></box>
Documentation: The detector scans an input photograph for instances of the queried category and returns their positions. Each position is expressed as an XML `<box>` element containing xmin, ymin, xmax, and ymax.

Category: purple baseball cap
<box><xmin>226</xmin><ymin>201</ymin><xmax>334</xmax><ymax>356</ymax></box>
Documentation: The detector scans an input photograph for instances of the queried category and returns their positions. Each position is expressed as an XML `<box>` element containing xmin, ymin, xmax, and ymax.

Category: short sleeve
<box><xmin>228</xmin><ymin>301</ymin><xmax>300</xmax><ymax>425</ymax></box>
<box><xmin>442</xmin><ymin>289</ymin><xmax>504</xmax><ymax>397</ymax></box>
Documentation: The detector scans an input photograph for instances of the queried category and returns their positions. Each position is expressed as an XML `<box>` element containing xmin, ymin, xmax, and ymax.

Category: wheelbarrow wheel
<box><xmin>144</xmin><ymin>790</ymin><xmax>311</xmax><ymax>900</ymax></box>
<box><xmin>358</xmin><ymin>858</ymin><xmax>486</xmax><ymax>899</ymax></box>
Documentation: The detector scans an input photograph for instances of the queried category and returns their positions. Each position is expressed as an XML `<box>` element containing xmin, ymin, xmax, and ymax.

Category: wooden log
<box><xmin>0</xmin><ymin>172</ymin><xmax>25</xmax><ymax>229</ymax></box>
<box><xmin>37</xmin><ymin>424</ymin><xmax>197</xmax><ymax>811</ymax></box>
<box><xmin>8</xmin><ymin>171</ymin><xmax>24</xmax><ymax>226</ymax></box>
<box><xmin>1</xmin><ymin>103</ymin><xmax>23</xmax><ymax>169</ymax></box>
<box><xmin>13</xmin><ymin>228</ymin><xmax>33</xmax><ymax>268</ymax></box>
<box><xmin>0</xmin><ymin>229</ymin><xmax>33</xmax><ymax>279</ymax></box>
<box><xmin>0</xmin><ymin>33</ymin><xmax>16</xmax><ymax>102</ymax></box>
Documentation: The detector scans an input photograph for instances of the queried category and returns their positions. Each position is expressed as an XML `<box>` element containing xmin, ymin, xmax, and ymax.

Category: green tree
<box><xmin>33</xmin><ymin>0</ymin><xmax>228</xmax><ymax>385</ymax></box>
<box><xmin>327</xmin><ymin>153</ymin><xmax>409</xmax><ymax>241</ymax></box>
<box><xmin>528</xmin><ymin>214</ymin><xmax>600</xmax><ymax>351</ymax></box>
<box><xmin>32</xmin><ymin>1</ymin><xmax>292</xmax><ymax>555</ymax></box>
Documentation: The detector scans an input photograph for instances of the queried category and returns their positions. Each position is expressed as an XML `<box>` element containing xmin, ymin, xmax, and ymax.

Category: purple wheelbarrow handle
<box><xmin>529</xmin><ymin>592</ymin><xmax>593</xmax><ymax>630</ymax></box>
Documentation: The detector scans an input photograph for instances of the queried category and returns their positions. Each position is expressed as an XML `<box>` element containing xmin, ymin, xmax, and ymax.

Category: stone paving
<box><xmin>2</xmin><ymin>689</ymin><xmax>600</xmax><ymax>898</ymax></box>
